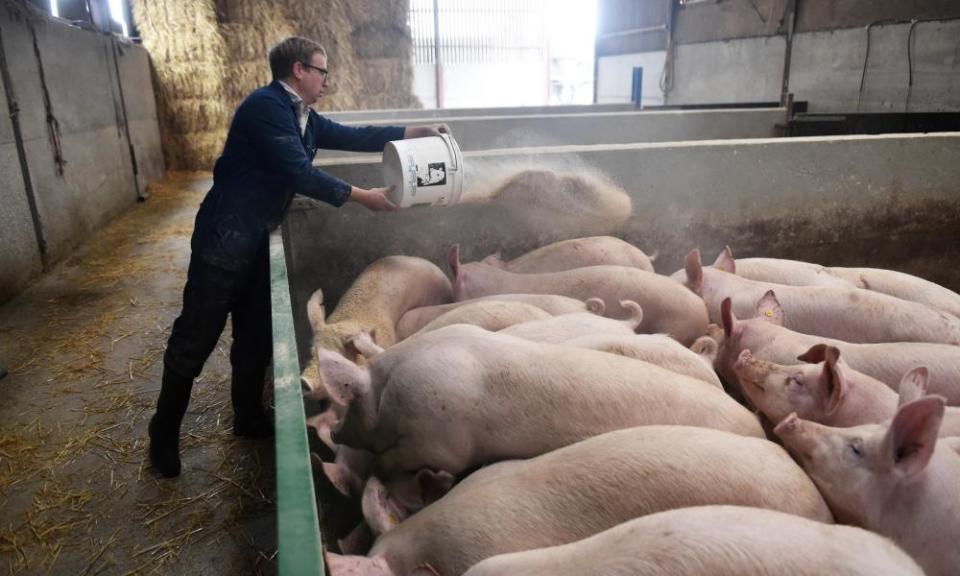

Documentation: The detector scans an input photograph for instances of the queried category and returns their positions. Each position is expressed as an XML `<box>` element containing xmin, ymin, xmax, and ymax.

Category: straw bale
<box><xmin>131</xmin><ymin>0</ymin><xmax>419</xmax><ymax>170</ymax></box>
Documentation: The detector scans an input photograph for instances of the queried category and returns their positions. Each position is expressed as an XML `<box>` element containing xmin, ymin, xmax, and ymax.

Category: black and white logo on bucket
<box><xmin>416</xmin><ymin>162</ymin><xmax>447</xmax><ymax>187</ymax></box>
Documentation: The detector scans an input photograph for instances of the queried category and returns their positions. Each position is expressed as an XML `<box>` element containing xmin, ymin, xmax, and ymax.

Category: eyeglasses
<box><xmin>299</xmin><ymin>62</ymin><xmax>330</xmax><ymax>79</ymax></box>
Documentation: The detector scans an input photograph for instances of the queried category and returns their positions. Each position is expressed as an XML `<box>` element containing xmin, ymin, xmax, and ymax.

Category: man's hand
<box><xmin>348</xmin><ymin>186</ymin><xmax>399</xmax><ymax>212</ymax></box>
<box><xmin>403</xmin><ymin>124</ymin><xmax>451</xmax><ymax>139</ymax></box>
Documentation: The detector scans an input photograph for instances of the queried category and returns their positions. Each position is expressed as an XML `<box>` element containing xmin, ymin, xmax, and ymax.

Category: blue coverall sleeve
<box><xmin>242</xmin><ymin>96</ymin><xmax>353</xmax><ymax>207</ymax></box>
<box><xmin>312</xmin><ymin>116</ymin><xmax>407</xmax><ymax>152</ymax></box>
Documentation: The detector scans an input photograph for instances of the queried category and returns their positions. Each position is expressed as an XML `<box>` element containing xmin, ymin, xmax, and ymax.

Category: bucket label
<box><xmin>416</xmin><ymin>162</ymin><xmax>447</xmax><ymax>187</ymax></box>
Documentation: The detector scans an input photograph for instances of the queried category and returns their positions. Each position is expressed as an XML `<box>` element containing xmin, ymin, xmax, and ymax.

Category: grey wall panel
<box><xmin>0</xmin><ymin>65</ymin><xmax>42</xmax><ymax>304</ymax></box>
<box><xmin>19</xmin><ymin>20</ymin><xmax>137</xmax><ymax>264</ymax></box>
<box><xmin>796</xmin><ymin>0</ymin><xmax>960</xmax><ymax>33</ymax></box>
<box><xmin>674</xmin><ymin>0</ymin><xmax>787</xmax><ymax>45</ymax></box>
<box><xmin>790</xmin><ymin>21</ymin><xmax>960</xmax><ymax>113</ymax></box>
<box><xmin>665</xmin><ymin>36</ymin><xmax>786</xmax><ymax>104</ymax></box>
<box><xmin>320</xmin><ymin>108</ymin><xmax>785</xmax><ymax>159</ymax></box>
<box><xmin>115</xmin><ymin>42</ymin><xmax>165</xmax><ymax>187</ymax></box>
<box><xmin>0</xmin><ymin>8</ymin><xmax>164</xmax><ymax>305</ymax></box>
<box><xmin>323</xmin><ymin>103</ymin><xmax>638</xmax><ymax>122</ymax></box>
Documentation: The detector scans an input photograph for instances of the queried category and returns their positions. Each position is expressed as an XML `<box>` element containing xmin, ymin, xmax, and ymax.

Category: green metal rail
<box><xmin>270</xmin><ymin>231</ymin><xmax>325</xmax><ymax>575</ymax></box>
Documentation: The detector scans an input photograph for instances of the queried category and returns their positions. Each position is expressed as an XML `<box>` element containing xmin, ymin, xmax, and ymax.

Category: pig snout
<box><xmin>325</xmin><ymin>552</ymin><xmax>394</xmax><ymax>576</ymax></box>
<box><xmin>773</xmin><ymin>413</ymin><xmax>820</xmax><ymax>461</ymax></box>
<box><xmin>732</xmin><ymin>349</ymin><xmax>765</xmax><ymax>390</ymax></box>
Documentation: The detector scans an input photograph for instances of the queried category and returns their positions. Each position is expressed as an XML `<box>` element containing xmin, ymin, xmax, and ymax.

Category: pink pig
<box><xmin>450</xmin><ymin>245</ymin><xmax>708</xmax><ymax>345</ymax></box>
<box><xmin>775</xmin><ymin>397</ymin><xmax>960</xmax><ymax>576</ymax></box>
<box><xmin>716</xmin><ymin>293</ymin><xmax>960</xmax><ymax>405</ymax></box>
<box><xmin>483</xmin><ymin>235</ymin><xmax>656</xmax><ymax>274</ymax></box>
<box><xmin>463</xmin><ymin>506</ymin><xmax>923</xmax><ymax>576</ymax></box>
<box><xmin>675</xmin><ymin>248</ymin><xmax>960</xmax><ymax>345</ymax></box>
<box><xmin>326</xmin><ymin>425</ymin><xmax>832</xmax><ymax>576</ymax></box>
<box><xmin>319</xmin><ymin>324</ymin><xmax>762</xmax><ymax>479</ymax></box>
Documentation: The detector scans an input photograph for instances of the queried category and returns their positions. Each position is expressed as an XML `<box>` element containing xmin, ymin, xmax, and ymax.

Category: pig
<box><xmin>326</xmin><ymin>425</ymin><xmax>833</xmax><ymax>576</ymax></box>
<box><xmin>450</xmin><ymin>245</ymin><xmax>709</xmax><ymax>345</ymax></box>
<box><xmin>396</xmin><ymin>294</ymin><xmax>604</xmax><ymax>340</ymax></box>
<box><xmin>733</xmin><ymin>345</ymin><xmax>899</xmax><ymax>427</ymax></box>
<box><xmin>826</xmin><ymin>266</ymin><xmax>960</xmax><ymax>320</ymax></box>
<box><xmin>321</xmin><ymin>325</ymin><xmax>763</xmax><ymax>479</ymax></box>
<box><xmin>462</xmin><ymin>505</ymin><xmax>923</xmax><ymax>576</ymax></box>
<box><xmin>944</xmin><ymin>436</ymin><xmax>960</xmax><ymax>454</ymax></box>
<box><xmin>483</xmin><ymin>236</ymin><xmax>655</xmax><ymax>274</ymax></box>
<box><xmin>716</xmin><ymin>293</ymin><xmax>960</xmax><ymax>404</ymax></box>
<box><xmin>674</xmin><ymin>248</ymin><xmax>960</xmax><ymax>345</ymax></box>
<box><xmin>498</xmin><ymin>300</ymin><xmax>644</xmax><ymax>342</ymax></box>
<box><xmin>300</xmin><ymin>256</ymin><xmax>452</xmax><ymax>392</ymax></box>
<box><xmin>412</xmin><ymin>300</ymin><xmax>553</xmax><ymax>336</ymax></box>
<box><xmin>563</xmin><ymin>333</ymin><xmax>723</xmax><ymax>389</ymax></box>
<box><xmin>775</xmin><ymin>397</ymin><xmax>960</xmax><ymax>576</ymax></box>
<box><xmin>719</xmin><ymin>250</ymin><xmax>858</xmax><ymax>288</ymax></box>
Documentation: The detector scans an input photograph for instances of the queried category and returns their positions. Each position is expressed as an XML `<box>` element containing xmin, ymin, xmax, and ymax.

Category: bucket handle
<box><xmin>440</xmin><ymin>134</ymin><xmax>460</xmax><ymax>172</ymax></box>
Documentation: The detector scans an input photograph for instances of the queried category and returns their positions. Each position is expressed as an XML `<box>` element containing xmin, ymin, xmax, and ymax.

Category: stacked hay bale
<box><xmin>132</xmin><ymin>0</ymin><xmax>230</xmax><ymax>170</ymax></box>
<box><xmin>131</xmin><ymin>0</ymin><xmax>420</xmax><ymax>170</ymax></box>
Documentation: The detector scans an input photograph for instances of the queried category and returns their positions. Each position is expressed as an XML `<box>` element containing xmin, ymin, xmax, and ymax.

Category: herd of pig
<box><xmin>300</xmin><ymin>236</ymin><xmax>960</xmax><ymax>576</ymax></box>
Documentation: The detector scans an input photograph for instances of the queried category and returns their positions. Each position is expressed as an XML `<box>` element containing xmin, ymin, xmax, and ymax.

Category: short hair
<box><xmin>269</xmin><ymin>37</ymin><xmax>327</xmax><ymax>80</ymax></box>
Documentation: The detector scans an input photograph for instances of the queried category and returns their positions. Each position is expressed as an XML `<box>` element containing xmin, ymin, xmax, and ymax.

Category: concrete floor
<box><xmin>0</xmin><ymin>173</ymin><xmax>277</xmax><ymax>575</ymax></box>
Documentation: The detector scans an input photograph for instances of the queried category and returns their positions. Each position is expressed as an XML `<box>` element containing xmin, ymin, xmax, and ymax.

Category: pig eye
<box><xmin>788</xmin><ymin>376</ymin><xmax>803</xmax><ymax>387</ymax></box>
<box><xmin>849</xmin><ymin>440</ymin><xmax>863</xmax><ymax>457</ymax></box>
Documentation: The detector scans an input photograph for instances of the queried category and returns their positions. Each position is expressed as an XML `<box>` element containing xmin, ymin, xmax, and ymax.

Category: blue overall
<box><xmin>162</xmin><ymin>80</ymin><xmax>404</xmax><ymax>423</ymax></box>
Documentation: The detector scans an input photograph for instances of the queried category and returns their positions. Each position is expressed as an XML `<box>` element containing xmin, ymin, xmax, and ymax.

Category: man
<box><xmin>149</xmin><ymin>36</ymin><xmax>448</xmax><ymax>478</ymax></box>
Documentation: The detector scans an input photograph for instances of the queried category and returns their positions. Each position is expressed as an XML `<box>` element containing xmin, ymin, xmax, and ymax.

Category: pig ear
<box><xmin>448</xmin><ymin>244</ymin><xmax>462</xmax><ymax>280</ymax></box>
<box><xmin>721</xmin><ymin>298</ymin><xmax>737</xmax><ymax>338</ymax></box>
<box><xmin>713</xmin><ymin>245</ymin><xmax>736</xmax><ymax>274</ymax></box>
<box><xmin>684</xmin><ymin>249</ymin><xmax>704</xmax><ymax>292</ymax></box>
<box><xmin>884</xmin><ymin>396</ymin><xmax>946</xmax><ymax>479</ymax></box>
<box><xmin>362</xmin><ymin>476</ymin><xmax>409</xmax><ymax>537</ymax></box>
<box><xmin>755</xmin><ymin>290</ymin><xmax>785</xmax><ymax>326</ymax></box>
<box><xmin>821</xmin><ymin>347</ymin><xmax>848</xmax><ymax>416</ymax></box>
<box><xmin>416</xmin><ymin>469</ymin><xmax>455</xmax><ymax>505</ymax></box>
<box><xmin>481</xmin><ymin>251</ymin><xmax>504</xmax><ymax>267</ymax></box>
<box><xmin>316</xmin><ymin>346</ymin><xmax>371</xmax><ymax>406</ymax></box>
<box><xmin>898</xmin><ymin>366</ymin><xmax>930</xmax><ymax>407</ymax></box>
<box><xmin>349</xmin><ymin>329</ymin><xmax>385</xmax><ymax>359</ymax></box>
<box><xmin>797</xmin><ymin>343</ymin><xmax>829</xmax><ymax>364</ymax></box>
<box><xmin>307</xmin><ymin>289</ymin><xmax>326</xmax><ymax>329</ymax></box>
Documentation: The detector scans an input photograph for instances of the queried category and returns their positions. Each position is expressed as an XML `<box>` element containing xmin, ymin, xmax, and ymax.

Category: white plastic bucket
<box><xmin>382</xmin><ymin>134</ymin><xmax>465</xmax><ymax>208</ymax></box>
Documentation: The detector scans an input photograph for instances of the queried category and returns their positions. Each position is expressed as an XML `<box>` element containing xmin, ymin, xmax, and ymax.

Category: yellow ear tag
<box><xmin>765</xmin><ymin>310</ymin><xmax>774</xmax><ymax>317</ymax></box>
<box><xmin>389</xmin><ymin>514</ymin><xmax>399</xmax><ymax>525</ymax></box>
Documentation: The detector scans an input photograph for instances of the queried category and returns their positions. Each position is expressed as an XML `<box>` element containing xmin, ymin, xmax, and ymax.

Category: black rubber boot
<box><xmin>148</xmin><ymin>368</ymin><xmax>193</xmax><ymax>477</ymax></box>
<box><xmin>232</xmin><ymin>372</ymin><xmax>274</xmax><ymax>439</ymax></box>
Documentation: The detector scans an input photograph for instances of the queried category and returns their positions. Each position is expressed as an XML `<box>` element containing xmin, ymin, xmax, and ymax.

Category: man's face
<box><xmin>294</xmin><ymin>52</ymin><xmax>330</xmax><ymax>105</ymax></box>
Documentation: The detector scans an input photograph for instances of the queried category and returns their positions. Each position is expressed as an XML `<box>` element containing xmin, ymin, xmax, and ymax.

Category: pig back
<box><xmin>504</xmin><ymin>236</ymin><xmax>655</xmax><ymax>274</ymax></box>
<box><xmin>463</xmin><ymin>506</ymin><xmax>922</xmax><ymax>576</ymax></box>
<box><xmin>371</xmin><ymin>426</ymin><xmax>833</xmax><ymax>576</ymax></box>
<box><xmin>503</xmin><ymin>266</ymin><xmax>709</xmax><ymax>345</ymax></box>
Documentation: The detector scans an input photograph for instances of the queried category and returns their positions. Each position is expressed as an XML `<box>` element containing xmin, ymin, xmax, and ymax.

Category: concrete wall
<box><xmin>597</xmin><ymin>1</ymin><xmax>960</xmax><ymax>111</ymax></box>
<box><xmin>323</xmin><ymin>103</ymin><xmax>637</xmax><ymax>122</ymax></box>
<box><xmin>319</xmin><ymin>108</ymin><xmax>786</xmax><ymax>159</ymax></box>
<box><xmin>790</xmin><ymin>20</ymin><xmax>960</xmax><ymax>113</ymax></box>
<box><xmin>285</xmin><ymin>133</ymin><xmax>960</xmax><ymax>360</ymax></box>
<box><xmin>0</xmin><ymin>8</ymin><xmax>164</xmax><ymax>304</ymax></box>
<box><xmin>667</xmin><ymin>35</ymin><xmax>787</xmax><ymax>105</ymax></box>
